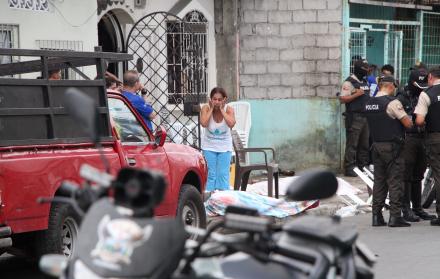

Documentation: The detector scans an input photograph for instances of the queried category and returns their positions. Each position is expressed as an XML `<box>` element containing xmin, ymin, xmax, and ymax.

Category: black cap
<box><xmin>409</xmin><ymin>68</ymin><xmax>428</xmax><ymax>89</ymax></box>
<box><xmin>354</xmin><ymin>59</ymin><xmax>369</xmax><ymax>70</ymax></box>
<box><xmin>378</xmin><ymin>74</ymin><xmax>397</xmax><ymax>86</ymax></box>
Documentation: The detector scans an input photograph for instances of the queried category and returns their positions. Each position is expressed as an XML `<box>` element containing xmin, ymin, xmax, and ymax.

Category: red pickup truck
<box><xmin>0</xmin><ymin>49</ymin><xmax>207</xmax><ymax>257</ymax></box>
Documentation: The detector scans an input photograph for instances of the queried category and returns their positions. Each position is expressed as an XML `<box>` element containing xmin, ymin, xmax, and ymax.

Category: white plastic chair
<box><xmin>229</xmin><ymin>101</ymin><xmax>252</xmax><ymax>163</ymax></box>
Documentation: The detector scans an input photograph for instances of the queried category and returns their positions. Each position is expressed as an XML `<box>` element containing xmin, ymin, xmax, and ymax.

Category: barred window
<box><xmin>167</xmin><ymin>10</ymin><xmax>208</xmax><ymax>104</ymax></box>
<box><xmin>0</xmin><ymin>24</ymin><xmax>19</xmax><ymax>65</ymax></box>
<box><xmin>36</xmin><ymin>40</ymin><xmax>84</xmax><ymax>79</ymax></box>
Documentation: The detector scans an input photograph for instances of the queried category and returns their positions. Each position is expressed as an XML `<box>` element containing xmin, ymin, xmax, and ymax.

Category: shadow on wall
<box><xmin>244</xmin><ymin>99</ymin><xmax>342</xmax><ymax>172</ymax></box>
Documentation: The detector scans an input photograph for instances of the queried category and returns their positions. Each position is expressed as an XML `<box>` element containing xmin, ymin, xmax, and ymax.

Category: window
<box><xmin>166</xmin><ymin>10</ymin><xmax>208</xmax><ymax>104</ymax></box>
<box><xmin>108</xmin><ymin>98</ymin><xmax>150</xmax><ymax>143</ymax></box>
<box><xmin>9</xmin><ymin>0</ymin><xmax>49</xmax><ymax>12</ymax></box>
<box><xmin>0</xmin><ymin>24</ymin><xmax>19</xmax><ymax>65</ymax></box>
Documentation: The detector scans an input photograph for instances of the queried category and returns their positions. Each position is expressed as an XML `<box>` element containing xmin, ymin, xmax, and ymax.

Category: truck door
<box><xmin>107</xmin><ymin>96</ymin><xmax>172</xmax><ymax>216</ymax></box>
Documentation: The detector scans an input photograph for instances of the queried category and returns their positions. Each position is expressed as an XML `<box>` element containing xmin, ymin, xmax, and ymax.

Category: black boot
<box><xmin>402</xmin><ymin>207</ymin><xmax>420</xmax><ymax>222</ymax></box>
<box><xmin>372</xmin><ymin>213</ymin><xmax>387</xmax><ymax>226</ymax></box>
<box><xmin>413</xmin><ymin>208</ymin><xmax>436</xmax><ymax>220</ymax></box>
<box><xmin>388</xmin><ymin>216</ymin><xmax>411</xmax><ymax>227</ymax></box>
<box><xmin>344</xmin><ymin>169</ymin><xmax>357</xmax><ymax>177</ymax></box>
<box><xmin>430</xmin><ymin>217</ymin><xmax>440</xmax><ymax>226</ymax></box>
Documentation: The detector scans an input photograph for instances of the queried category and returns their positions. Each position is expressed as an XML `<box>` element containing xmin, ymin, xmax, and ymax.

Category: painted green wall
<box><xmin>244</xmin><ymin>98</ymin><xmax>343</xmax><ymax>172</ymax></box>
<box><xmin>366</xmin><ymin>31</ymin><xmax>385</xmax><ymax>67</ymax></box>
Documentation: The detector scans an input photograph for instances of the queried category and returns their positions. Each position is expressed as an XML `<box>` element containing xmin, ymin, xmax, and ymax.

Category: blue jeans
<box><xmin>203</xmin><ymin>150</ymin><xmax>232</xmax><ymax>191</ymax></box>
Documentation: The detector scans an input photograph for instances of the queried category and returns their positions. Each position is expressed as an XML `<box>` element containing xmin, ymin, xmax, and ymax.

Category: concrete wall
<box><xmin>236</xmin><ymin>0</ymin><xmax>344</xmax><ymax>171</ymax></box>
<box><xmin>246</xmin><ymin>98</ymin><xmax>342</xmax><ymax>172</ymax></box>
<box><xmin>214</xmin><ymin>0</ymin><xmax>240</xmax><ymax>101</ymax></box>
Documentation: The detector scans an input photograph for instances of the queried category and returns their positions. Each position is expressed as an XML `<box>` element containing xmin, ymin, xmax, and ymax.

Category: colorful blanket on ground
<box><xmin>205</xmin><ymin>190</ymin><xmax>318</xmax><ymax>218</ymax></box>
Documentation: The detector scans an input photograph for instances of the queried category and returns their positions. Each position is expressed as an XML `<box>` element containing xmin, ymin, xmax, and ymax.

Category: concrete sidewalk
<box><xmin>306</xmin><ymin>175</ymin><xmax>371</xmax><ymax>216</ymax></box>
<box><xmin>206</xmin><ymin>174</ymin><xmax>372</xmax><ymax>229</ymax></box>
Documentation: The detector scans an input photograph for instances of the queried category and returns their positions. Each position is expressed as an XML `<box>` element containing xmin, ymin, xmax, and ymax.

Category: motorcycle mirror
<box><xmin>286</xmin><ymin>169</ymin><xmax>338</xmax><ymax>201</ymax></box>
<box><xmin>64</xmin><ymin>87</ymin><xmax>100</xmax><ymax>145</ymax></box>
<box><xmin>136</xmin><ymin>57</ymin><xmax>143</xmax><ymax>73</ymax></box>
<box><xmin>39</xmin><ymin>254</ymin><xmax>67</xmax><ymax>277</ymax></box>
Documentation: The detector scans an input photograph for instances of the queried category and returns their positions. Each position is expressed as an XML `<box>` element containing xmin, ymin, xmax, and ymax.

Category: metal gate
<box><xmin>385</xmin><ymin>30</ymin><xmax>403</xmax><ymax>82</ymax></box>
<box><xmin>349</xmin><ymin>29</ymin><xmax>367</xmax><ymax>74</ymax></box>
<box><xmin>125</xmin><ymin>12</ymin><xmax>206</xmax><ymax>148</ymax></box>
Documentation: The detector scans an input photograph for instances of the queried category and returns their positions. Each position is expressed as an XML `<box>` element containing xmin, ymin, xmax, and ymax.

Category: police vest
<box><xmin>425</xmin><ymin>85</ymin><xmax>440</xmax><ymax>133</ymax></box>
<box><xmin>345</xmin><ymin>76</ymin><xmax>370</xmax><ymax>113</ymax></box>
<box><xmin>364</xmin><ymin>96</ymin><xmax>404</xmax><ymax>142</ymax></box>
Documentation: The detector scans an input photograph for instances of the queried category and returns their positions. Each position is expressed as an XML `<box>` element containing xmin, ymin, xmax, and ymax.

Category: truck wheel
<box><xmin>35</xmin><ymin>203</ymin><xmax>80</xmax><ymax>258</ymax></box>
<box><xmin>177</xmin><ymin>184</ymin><xmax>206</xmax><ymax>229</ymax></box>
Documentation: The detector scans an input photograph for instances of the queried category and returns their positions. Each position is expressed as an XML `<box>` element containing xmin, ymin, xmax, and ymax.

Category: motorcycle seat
<box><xmin>281</xmin><ymin>216</ymin><xmax>358</xmax><ymax>250</ymax></box>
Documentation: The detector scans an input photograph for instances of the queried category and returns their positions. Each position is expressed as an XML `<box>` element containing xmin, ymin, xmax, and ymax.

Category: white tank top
<box><xmin>201</xmin><ymin>105</ymin><xmax>233</xmax><ymax>152</ymax></box>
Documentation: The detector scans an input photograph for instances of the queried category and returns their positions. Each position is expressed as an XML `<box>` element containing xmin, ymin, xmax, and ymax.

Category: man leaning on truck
<box><xmin>122</xmin><ymin>70</ymin><xmax>156</xmax><ymax>131</ymax></box>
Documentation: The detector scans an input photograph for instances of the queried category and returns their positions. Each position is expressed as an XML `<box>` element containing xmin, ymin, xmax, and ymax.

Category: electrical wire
<box><xmin>48</xmin><ymin>0</ymin><xmax>98</xmax><ymax>28</ymax></box>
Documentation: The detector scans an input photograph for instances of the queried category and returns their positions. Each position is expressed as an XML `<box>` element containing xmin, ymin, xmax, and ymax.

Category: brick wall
<box><xmin>239</xmin><ymin>0</ymin><xmax>343</xmax><ymax>99</ymax></box>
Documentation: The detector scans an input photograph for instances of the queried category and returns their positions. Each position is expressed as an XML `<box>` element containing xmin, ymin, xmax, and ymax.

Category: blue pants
<box><xmin>203</xmin><ymin>150</ymin><xmax>232</xmax><ymax>191</ymax></box>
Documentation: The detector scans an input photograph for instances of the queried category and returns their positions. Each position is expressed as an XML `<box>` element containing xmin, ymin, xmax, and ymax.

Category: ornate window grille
<box><xmin>8</xmin><ymin>0</ymin><xmax>49</xmax><ymax>12</ymax></box>
<box><xmin>0</xmin><ymin>24</ymin><xmax>19</xmax><ymax>65</ymax></box>
<box><xmin>167</xmin><ymin>10</ymin><xmax>208</xmax><ymax>104</ymax></box>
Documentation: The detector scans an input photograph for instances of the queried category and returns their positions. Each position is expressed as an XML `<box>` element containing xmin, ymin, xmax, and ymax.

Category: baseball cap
<box><xmin>354</xmin><ymin>59</ymin><xmax>369</xmax><ymax>71</ymax></box>
<box><xmin>408</xmin><ymin>67</ymin><xmax>428</xmax><ymax>89</ymax></box>
<box><xmin>378</xmin><ymin>74</ymin><xmax>398</xmax><ymax>86</ymax></box>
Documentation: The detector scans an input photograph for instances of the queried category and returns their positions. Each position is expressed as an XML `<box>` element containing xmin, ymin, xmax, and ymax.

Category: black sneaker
<box><xmin>430</xmin><ymin>218</ymin><xmax>440</xmax><ymax>226</ymax></box>
<box><xmin>344</xmin><ymin>170</ymin><xmax>357</xmax><ymax>177</ymax></box>
<box><xmin>402</xmin><ymin>208</ymin><xmax>420</xmax><ymax>222</ymax></box>
<box><xmin>413</xmin><ymin>209</ymin><xmax>436</xmax><ymax>220</ymax></box>
<box><xmin>388</xmin><ymin>216</ymin><xmax>411</xmax><ymax>227</ymax></box>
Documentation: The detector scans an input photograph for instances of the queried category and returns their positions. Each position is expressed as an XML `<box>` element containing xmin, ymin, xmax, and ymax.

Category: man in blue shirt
<box><xmin>122</xmin><ymin>70</ymin><xmax>156</xmax><ymax>130</ymax></box>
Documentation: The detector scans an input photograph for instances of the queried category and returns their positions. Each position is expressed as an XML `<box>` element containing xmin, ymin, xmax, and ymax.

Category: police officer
<box><xmin>414</xmin><ymin>66</ymin><xmax>440</xmax><ymax>226</ymax></box>
<box><xmin>340</xmin><ymin>59</ymin><xmax>371</xmax><ymax>176</ymax></box>
<box><xmin>398</xmin><ymin>66</ymin><xmax>436</xmax><ymax>222</ymax></box>
<box><xmin>365</xmin><ymin>75</ymin><xmax>412</xmax><ymax>227</ymax></box>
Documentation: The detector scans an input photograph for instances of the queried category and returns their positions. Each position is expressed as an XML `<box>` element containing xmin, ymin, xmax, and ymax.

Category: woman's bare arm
<box><xmin>200</xmin><ymin>104</ymin><xmax>213</xmax><ymax>127</ymax></box>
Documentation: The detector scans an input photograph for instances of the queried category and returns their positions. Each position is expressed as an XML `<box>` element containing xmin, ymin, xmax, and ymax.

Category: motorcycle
<box><xmin>39</xmin><ymin>88</ymin><xmax>376</xmax><ymax>279</ymax></box>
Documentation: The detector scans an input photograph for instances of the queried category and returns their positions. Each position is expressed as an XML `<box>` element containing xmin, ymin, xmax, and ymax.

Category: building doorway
<box><xmin>98</xmin><ymin>11</ymin><xmax>124</xmax><ymax>77</ymax></box>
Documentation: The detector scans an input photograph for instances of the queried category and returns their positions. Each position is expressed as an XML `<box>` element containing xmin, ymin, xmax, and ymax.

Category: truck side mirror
<box><xmin>154</xmin><ymin>126</ymin><xmax>167</xmax><ymax>147</ymax></box>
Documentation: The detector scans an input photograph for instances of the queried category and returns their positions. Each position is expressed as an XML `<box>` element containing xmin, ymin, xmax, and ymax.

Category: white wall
<box><xmin>0</xmin><ymin>0</ymin><xmax>99</xmax><ymax>78</ymax></box>
<box><xmin>0</xmin><ymin>0</ymin><xmax>216</xmax><ymax>83</ymax></box>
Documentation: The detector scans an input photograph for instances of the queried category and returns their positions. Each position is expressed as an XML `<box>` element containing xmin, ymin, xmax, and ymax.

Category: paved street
<box><xmin>2</xmin><ymin>210</ymin><xmax>440</xmax><ymax>279</ymax></box>
<box><xmin>344</xmin><ymin>212</ymin><xmax>440</xmax><ymax>279</ymax></box>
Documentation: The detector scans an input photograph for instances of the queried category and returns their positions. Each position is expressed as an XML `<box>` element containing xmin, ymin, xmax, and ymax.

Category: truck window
<box><xmin>108</xmin><ymin>98</ymin><xmax>150</xmax><ymax>143</ymax></box>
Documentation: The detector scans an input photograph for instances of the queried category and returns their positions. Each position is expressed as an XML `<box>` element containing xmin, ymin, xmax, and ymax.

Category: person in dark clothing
<box><xmin>415</xmin><ymin>66</ymin><xmax>440</xmax><ymax>226</ymax></box>
<box><xmin>339</xmin><ymin>59</ymin><xmax>371</xmax><ymax>177</ymax></box>
<box><xmin>365</xmin><ymin>75</ymin><xmax>413</xmax><ymax>227</ymax></box>
<box><xmin>397</xmin><ymin>66</ymin><xmax>436</xmax><ymax>222</ymax></box>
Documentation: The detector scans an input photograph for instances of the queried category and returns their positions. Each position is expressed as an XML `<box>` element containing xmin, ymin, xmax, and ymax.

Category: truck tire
<box><xmin>35</xmin><ymin>203</ymin><xmax>80</xmax><ymax>258</ymax></box>
<box><xmin>177</xmin><ymin>184</ymin><xmax>206</xmax><ymax>229</ymax></box>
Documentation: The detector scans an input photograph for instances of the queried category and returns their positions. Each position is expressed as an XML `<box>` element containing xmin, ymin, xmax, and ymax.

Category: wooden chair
<box><xmin>231</xmin><ymin>130</ymin><xmax>279</xmax><ymax>198</ymax></box>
